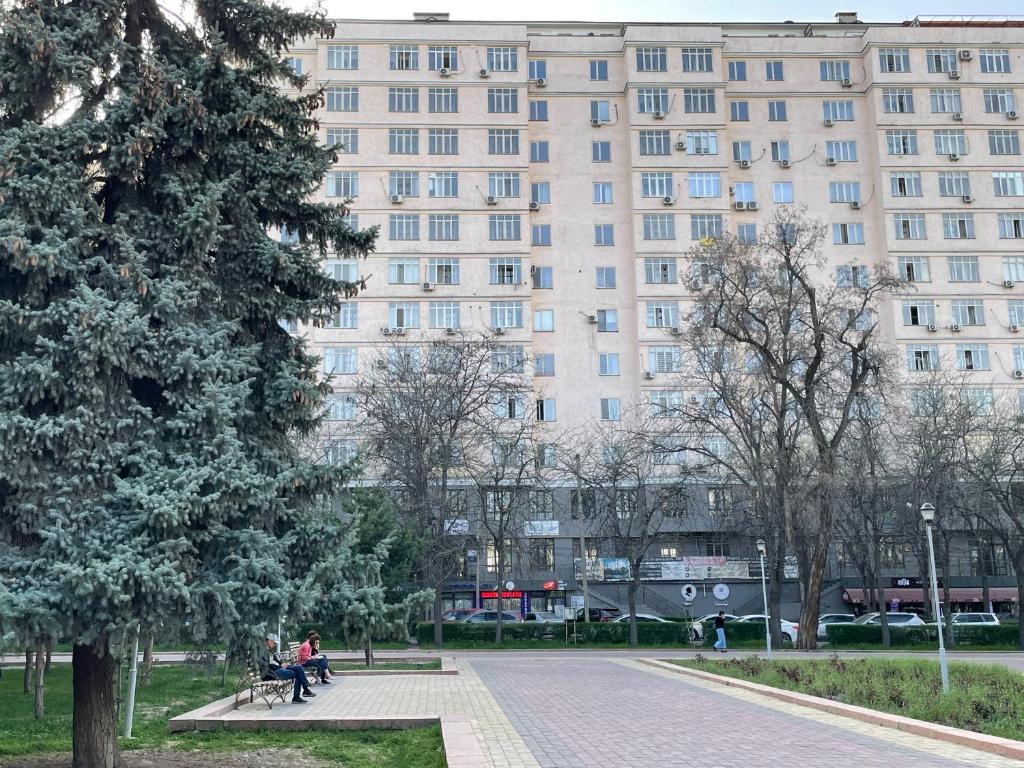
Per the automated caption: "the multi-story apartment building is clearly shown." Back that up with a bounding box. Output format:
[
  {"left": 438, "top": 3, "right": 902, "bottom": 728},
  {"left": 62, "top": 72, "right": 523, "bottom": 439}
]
[{"left": 282, "top": 12, "right": 1023, "bottom": 620}]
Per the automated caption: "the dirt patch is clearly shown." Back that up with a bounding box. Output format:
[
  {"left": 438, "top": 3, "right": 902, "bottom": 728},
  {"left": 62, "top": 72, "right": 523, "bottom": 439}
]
[{"left": 0, "top": 749, "right": 327, "bottom": 768}]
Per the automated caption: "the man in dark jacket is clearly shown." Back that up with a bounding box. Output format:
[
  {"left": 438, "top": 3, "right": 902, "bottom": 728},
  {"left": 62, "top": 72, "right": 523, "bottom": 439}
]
[{"left": 261, "top": 633, "right": 316, "bottom": 703}]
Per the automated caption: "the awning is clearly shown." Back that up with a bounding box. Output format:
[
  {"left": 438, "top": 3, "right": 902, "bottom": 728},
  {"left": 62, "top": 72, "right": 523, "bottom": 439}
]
[{"left": 843, "top": 587, "right": 1018, "bottom": 604}]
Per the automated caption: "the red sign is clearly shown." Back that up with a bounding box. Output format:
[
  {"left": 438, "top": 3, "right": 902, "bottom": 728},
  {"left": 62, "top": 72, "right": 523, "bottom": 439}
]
[
  {"left": 479, "top": 590, "right": 523, "bottom": 599},
  {"left": 542, "top": 580, "right": 557, "bottom": 590}
]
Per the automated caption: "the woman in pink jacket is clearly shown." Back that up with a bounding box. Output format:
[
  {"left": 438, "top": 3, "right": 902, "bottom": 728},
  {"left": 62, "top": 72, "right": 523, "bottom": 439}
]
[{"left": 297, "top": 631, "right": 331, "bottom": 684}]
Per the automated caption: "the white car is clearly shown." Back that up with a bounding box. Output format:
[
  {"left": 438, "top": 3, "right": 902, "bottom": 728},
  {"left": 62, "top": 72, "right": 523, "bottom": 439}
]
[
  {"left": 735, "top": 614, "right": 800, "bottom": 645},
  {"left": 817, "top": 613, "right": 856, "bottom": 640},
  {"left": 951, "top": 612, "right": 1000, "bottom": 626},
  {"left": 690, "top": 613, "right": 742, "bottom": 641},
  {"left": 523, "top": 611, "right": 563, "bottom": 624},
  {"left": 610, "top": 613, "right": 671, "bottom": 623},
  {"left": 852, "top": 612, "right": 925, "bottom": 626}
]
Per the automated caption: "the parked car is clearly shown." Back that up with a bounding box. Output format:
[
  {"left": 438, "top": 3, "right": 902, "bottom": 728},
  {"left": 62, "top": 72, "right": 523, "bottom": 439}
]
[
  {"left": 951, "top": 612, "right": 1000, "bottom": 626},
  {"left": 691, "top": 614, "right": 742, "bottom": 641},
  {"left": 523, "top": 611, "right": 563, "bottom": 623},
  {"left": 441, "top": 608, "right": 475, "bottom": 622},
  {"left": 610, "top": 613, "right": 671, "bottom": 623},
  {"left": 573, "top": 607, "right": 622, "bottom": 622},
  {"left": 852, "top": 612, "right": 925, "bottom": 626},
  {"left": 817, "top": 613, "right": 856, "bottom": 640},
  {"left": 462, "top": 610, "right": 522, "bottom": 623},
  {"left": 735, "top": 614, "right": 799, "bottom": 645}
]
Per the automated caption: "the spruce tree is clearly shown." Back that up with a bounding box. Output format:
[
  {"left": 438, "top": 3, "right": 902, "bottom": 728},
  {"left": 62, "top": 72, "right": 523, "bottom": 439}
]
[{"left": 0, "top": 2, "right": 374, "bottom": 766}]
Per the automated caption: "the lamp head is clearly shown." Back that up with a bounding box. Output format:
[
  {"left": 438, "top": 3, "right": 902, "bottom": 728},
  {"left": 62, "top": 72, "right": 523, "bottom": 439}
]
[
  {"left": 756, "top": 538, "right": 767, "bottom": 556},
  {"left": 920, "top": 503, "right": 936, "bottom": 524}
]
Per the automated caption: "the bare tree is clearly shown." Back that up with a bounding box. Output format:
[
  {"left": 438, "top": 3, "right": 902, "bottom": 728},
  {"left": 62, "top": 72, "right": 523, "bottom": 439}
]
[
  {"left": 357, "top": 333, "right": 528, "bottom": 645},
  {"left": 690, "top": 206, "right": 902, "bottom": 648}
]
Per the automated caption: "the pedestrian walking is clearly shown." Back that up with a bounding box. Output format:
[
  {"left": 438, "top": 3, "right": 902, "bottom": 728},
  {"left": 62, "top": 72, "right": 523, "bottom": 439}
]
[{"left": 713, "top": 611, "right": 727, "bottom": 652}]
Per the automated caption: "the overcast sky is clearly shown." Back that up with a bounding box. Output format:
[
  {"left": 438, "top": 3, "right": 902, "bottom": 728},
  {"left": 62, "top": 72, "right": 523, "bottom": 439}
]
[{"left": 301, "top": 0, "right": 1023, "bottom": 23}]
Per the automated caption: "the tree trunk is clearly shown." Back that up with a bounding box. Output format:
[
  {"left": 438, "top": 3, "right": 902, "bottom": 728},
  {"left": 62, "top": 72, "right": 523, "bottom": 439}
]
[
  {"left": 981, "top": 570, "right": 991, "bottom": 614},
  {"left": 1016, "top": 567, "right": 1024, "bottom": 651},
  {"left": 796, "top": 501, "right": 832, "bottom": 650},
  {"left": 494, "top": 549, "right": 505, "bottom": 645},
  {"left": 940, "top": 536, "right": 955, "bottom": 648},
  {"left": 627, "top": 578, "right": 639, "bottom": 647},
  {"left": 23, "top": 647, "right": 34, "bottom": 693},
  {"left": 141, "top": 634, "right": 154, "bottom": 685},
  {"left": 364, "top": 634, "right": 374, "bottom": 668},
  {"left": 768, "top": 546, "right": 785, "bottom": 647},
  {"left": 432, "top": 590, "right": 444, "bottom": 647},
  {"left": 33, "top": 638, "right": 45, "bottom": 719},
  {"left": 45, "top": 636, "right": 54, "bottom": 674},
  {"left": 877, "top": 583, "right": 890, "bottom": 649},
  {"left": 72, "top": 641, "right": 118, "bottom": 768}
]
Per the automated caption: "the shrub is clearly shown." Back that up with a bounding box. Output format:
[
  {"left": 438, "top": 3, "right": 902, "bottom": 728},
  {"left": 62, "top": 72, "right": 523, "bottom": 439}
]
[
  {"left": 826, "top": 622, "right": 1021, "bottom": 647},
  {"left": 415, "top": 620, "right": 692, "bottom": 646},
  {"left": 702, "top": 621, "right": 773, "bottom": 647}
]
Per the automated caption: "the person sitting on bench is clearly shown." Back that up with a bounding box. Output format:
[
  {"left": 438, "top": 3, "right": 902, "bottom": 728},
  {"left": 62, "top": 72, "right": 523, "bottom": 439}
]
[
  {"left": 297, "top": 631, "right": 332, "bottom": 684},
  {"left": 261, "top": 633, "right": 316, "bottom": 703}
]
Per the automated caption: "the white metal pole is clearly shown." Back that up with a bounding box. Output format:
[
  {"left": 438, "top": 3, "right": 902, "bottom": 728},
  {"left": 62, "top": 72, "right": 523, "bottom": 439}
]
[
  {"left": 123, "top": 626, "right": 141, "bottom": 739},
  {"left": 759, "top": 553, "right": 772, "bottom": 660},
  {"left": 925, "top": 522, "right": 950, "bottom": 694}
]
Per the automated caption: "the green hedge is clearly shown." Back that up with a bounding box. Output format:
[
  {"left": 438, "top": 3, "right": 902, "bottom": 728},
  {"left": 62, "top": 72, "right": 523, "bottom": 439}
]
[
  {"left": 826, "top": 623, "right": 1021, "bottom": 647},
  {"left": 702, "top": 621, "right": 774, "bottom": 647},
  {"left": 416, "top": 620, "right": 693, "bottom": 646}
]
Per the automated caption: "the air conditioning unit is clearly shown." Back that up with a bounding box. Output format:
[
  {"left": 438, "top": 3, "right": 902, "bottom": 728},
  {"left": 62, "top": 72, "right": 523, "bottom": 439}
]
[
  {"left": 952, "top": 112, "right": 963, "bottom": 121},
  {"left": 1009, "top": 111, "right": 1019, "bottom": 120},
  {"left": 662, "top": 196, "right": 674, "bottom": 206},
  {"left": 587, "top": 314, "right": 598, "bottom": 324},
  {"left": 850, "top": 200, "right": 861, "bottom": 210},
  {"left": 747, "top": 201, "right": 759, "bottom": 210},
  {"left": 841, "top": 78, "right": 853, "bottom": 88},
  {"left": 951, "top": 323, "right": 962, "bottom": 333},
  {"left": 394, "top": 327, "right": 406, "bottom": 336},
  {"left": 734, "top": 201, "right": 746, "bottom": 211},
  {"left": 493, "top": 326, "right": 506, "bottom": 335},
  {"left": 824, "top": 118, "right": 835, "bottom": 128},
  {"left": 591, "top": 118, "right": 603, "bottom": 127},
  {"left": 689, "top": 279, "right": 703, "bottom": 291},
  {"left": 738, "top": 159, "right": 751, "bottom": 169},
  {"left": 422, "top": 281, "right": 434, "bottom": 291},
  {"left": 529, "top": 201, "right": 540, "bottom": 211},
  {"left": 374, "top": 359, "right": 387, "bottom": 369},
  {"left": 779, "top": 159, "right": 791, "bottom": 168},
  {"left": 670, "top": 326, "right": 684, "bottom": 336},
  {"left": 1014, "top": 369, "right": 1024, "bottom": 379},
  {"left": 381, "top": 327, "right": 393, "bottom": 336},
  {"left": 963, "top": 194, "right": 975, "bottom": 204},
  {"left": 485, "top": 195, "right": 498, "bottom": 205},
  {"left": 926, "top": 323, "right": 938, "bottom": 333},
  {"left": 390, "top": 194, "right": 404, "bottom": 204},
  {"left": 445, "top": 327, "right": 456, "bottom": 335},
  {"left": 1004, "top": 279, "right": 1016, "bottom": 289},
  {"left": 948, "top": 70, "right": 961, "bottom": 80},
  {"left": 653, "top": 110, "right": 666, "bottom": 120},
  {"left": 439, "top": 67, "right": 451, "bottom": 77},
  {"left": 643, "top": 371, "right": 655, "bottom": 380},
  {"left": 534, "top": 77, "right": 547, "bottom": 88},
  {"left": 959, "top": 49, "right": 973, "bottom": 61},
  {"left": 1012, "top": 324, "right": 1021, "bottom": 333},
  {"left": 688, "top": 395, "right": 700, "bottom": 405},
  {"left": 826, "top": 157, "right": 837, "bottom": 166},
  {"left": 479, "top": 68, "right": 490, "bottom": 78},
  {"left": 949, "top": 153, "right": 961, "bottom": 161},
  {"left": 675, "top": 141, "right": 687, "bottom": 151}
]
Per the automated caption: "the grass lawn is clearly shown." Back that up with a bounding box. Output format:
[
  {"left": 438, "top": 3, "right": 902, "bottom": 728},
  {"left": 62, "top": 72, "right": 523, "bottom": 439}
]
[
  {"left": 332, "top": 660, "right": 441, "bottom": 671},
  {"left": 671, "top": 655, "right": 1024, "bottom": 741},
  {"left": 0, "top": 664, "right": 445, "bottom": 768}
]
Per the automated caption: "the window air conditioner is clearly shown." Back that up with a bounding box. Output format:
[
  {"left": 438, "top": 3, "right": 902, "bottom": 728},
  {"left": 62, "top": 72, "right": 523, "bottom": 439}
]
[
  {"left": 689, "top": 280, "right": 703, "bottom": 292},
  {"left": 394, "top": 327, "right": 406, "bottom": 336},
  {"left": 529, "top": 201, "right": 540, "bottom": 211},
  {"left": 479, "top": 68, "right": 490, "bottom": 78},
  {"left": 951, "top": 323, "right": 962, "bottom": 332},
  {"left": 662, "top": 196, "right": 674, "bottom": 206},
  {"left": 926, "top": 323, "right": 938, "bottom": 332},
  {"left": 826, "top": 157, "right": 837, "bottom": 166},
  {"left": 1014, "top": 369, "right": 1024, "bottom": 379},
  {"left": 653, "top": 110, "right": 666, "bottom": 120},
  {"left": 779, "top": 159, "right": 791, "bottom": 168},
  {"left": 948, "top": 70, "right": 961, "bottom": 80},
  {"left": 422, "top": 281, "right": 434, "bottom": 291},
  {"left": 1011, "top": 324, "right": 1021, "bottom": 334},
  {"left": 591, "top": 118, "right": 602, "bottom": 127},
  {"left": 747, "top": 201, "right": 759, "bottom": 210},
  {"left": 670, "top": 326, "right": 684, "bottom": 336},
  {"left": 445, "top": 327, "right": 457, "bottom": 335},
  {"left": 1009, "top": 111, "right": 1019, "bottom": 120},
  {"left": 381, "top": 327, "right": 393, "bottom": 336},
  {"left": 949, "top": 153, "right": 961, "bottom": 161},
  {"left": 675, "top": 141, "right": 687, "bottom": 151},
  {"left": 643, "top": 371, "right": 655, "bottom": 380},
  {"left": 953, "top": 112, "right": 963, "bottom": 121},
  {"left": 841, "top": 78, "right": 852, "bottom": 88},
  {"left": 959, "top": 50, "right": 973, "bottom": 61},
  {"left": 439, "top": 67, "right": 451, "bottom": 77},
  {"left": 850, "top": 201, "right": 861, "bottom": 210},
  {"left": 738, "top": 159, "right": 751, "bottom": 169},
  {"left": 390, "top": 194, "right": 404, "bottom": 204},
  {"left": 1004, "top": 279, "right": 1016, "bottom": 288},
  {"left": 962, "top": 194, "right": 974, "bottom": 204},
  {"left": 587, "top": 314, "right": 598, "bottom": 324},
  {"left": 494, "top": 327, "right": 506, "bottom": 335},
  {"left": 485, "top": 195, "right": 498, "bottom": 205},
  {"left": 535, "top": 77, "right": 547, "bottom": 88},
  {"left": 734, "top": 201, "right": 746, "bottom": 211},
  {"left": 824, "top": 118, "right": 835, "bottom": 128}
]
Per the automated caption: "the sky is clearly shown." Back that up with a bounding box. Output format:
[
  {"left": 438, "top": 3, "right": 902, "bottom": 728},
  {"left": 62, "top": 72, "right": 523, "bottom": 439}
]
[{"left": 299, "top": 0, "right": 1024, "bottom": 23}]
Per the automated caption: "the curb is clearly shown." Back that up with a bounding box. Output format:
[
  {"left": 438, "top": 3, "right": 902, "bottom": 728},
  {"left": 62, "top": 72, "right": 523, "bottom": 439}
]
[{"left": 639, "top": 659, "right": 1024, "bottom": 761}]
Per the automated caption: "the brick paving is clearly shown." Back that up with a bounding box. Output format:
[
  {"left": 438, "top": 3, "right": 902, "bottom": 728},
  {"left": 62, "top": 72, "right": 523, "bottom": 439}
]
[{"left": 469, "top": 657, "right": 1022, "bottom": 768}]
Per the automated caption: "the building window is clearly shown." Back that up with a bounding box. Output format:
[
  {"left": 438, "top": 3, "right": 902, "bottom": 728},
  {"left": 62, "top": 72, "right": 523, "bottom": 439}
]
[
  {"left": 727, "top": 61, "right": 746, "bottom": 81},
  {"left": 879, "top": 48, "right": 911, "bottom": 73},
  {"left": 325, "top": 394, "right": 357, "bottom": 421},
  {"left": 890, "top": 171, "right": 922, "bottom": 197},
  {"left": 820, "top": 60, "right": 851, "bottom": 81},
  {"left": 388, "top": 214, "right": 420, "bottom": 241},
  {"left": 590, "top": 60, "right": 609, "bottom": 80},
  {"left": 980, "top": 49, "right": 1011, "bottom": 74},
  {"left": 646, "top": 301, "right": 678, "bottom": 328},
  {"left": 323, "top": 440, "right": 357, "bottom": 466},
  {"left": 531, "top": 225, "right": 551, "bottom": 246},
  {"left": 690, "top": 214, "right": 722, "bottom": 240},
  {"left": 389, "top": 45, "right": 419, "bottom": 70},
  {"left": 882, "top": 88, "right": 914, "bottom": 113},
  {"left": 428, "top": 87, "right": 458, "bottom": 113},
  {"left": 592, "top": 141, "right": 611, "bottom": 162},
  {"left": 737, "top": 223, "right": 757, "bottom": 243},
  {"left": 993, "top": 171, "right": 1024, "bottom": 197},
  {"left": 906, "top": 345, "right": 939, "bottom": 372},
  {"left": 636, "top": 47, "right": 667, "bottom": 72},
  {"left": 832, "top": 223, "right": 864, "bottom": 245},
  {"left": 534, "top": 353, "right": 554, "bottom": 377},
  {"left": 886, "top": 129, "right": 918, "bottom": 155},
  {"left": 388, "top": 87, "right": 419, "bottom": 113},
  {"left": 593, "top": 182, "right": 613, "bottom": 204},
  {"left": 599, "top": 353, "right": 620, "bottom": 376},
  {"left": 771, "top": 140, "right": 791, "bottom": 163},
  {"left": 590, "top": 100, "right": 611, "bottom": 122},
  {"left": 901, "top": 300, "right": 934, "bottom": 327},
  {"left": 641, "top": 172, "right": 673, "bottom": 198},
  {"left": 536, "top": 398, "right": 556, "bottom": 422},
  {"left": 427, "top": 171, "right": 458, "bottom": 198},
  {"left": 488, "top": 129, "right": 519, "bottom": 155},
  {"left": 948, "top": 255, "right": 980, "bottom": 282},
  {"left": 490, "top": 301, "right": 523, "bottom": 329},
  {"left": 490, "top": 258, "right": 522, "bottom": 285},
  {"left": 428, "top": 128, "right": 459, "bottom": 155},
  {"left": 388, "top": 302, "right": 420, "bottom": 329},
  {"left": 325, "top": 86, "right": 358, "bottom": 112},
  {"left": 829, "top": 182, "right": 861, "bottom": 204},
  {"left": 428, "top": 301, "right": 461, "bottom": 330},
  {"left": 643, "top": 214, "right": 675, "bottom": 241},
  {"left": 529, "top": 539, "right": 555, "bottom": 570},
  {"left": 326, "top": 128, "right": 357, "bottom": 153},
  {"left": 639, "top": 129, "right": 671, "bottom": 156},
  {"left": 687, "top": 130, "right": 718, "bottom": 154},
  {"left": 326, "top": 171, "right": 358, "bottom": 198},
  {"left": 682, "top": 47, "right": 713, "bottom": 72},
  {"left": 989, "top": 130, "right": 1021, "bottom": 156},
  {"left": 529, "top": 100, "right": 548, "bottom": 121},
  {"left": 388, "top": 170, "right": 419, "bottom": 197},
  {"left": 707, "top": 487, "right": 734, "bottom": 517},
  {"left": 729, "top": 101, "right": 749, "bottom": 121},
  {"left": 648, "top": 346, "right": 682, "bottom": 373},
  {"left": 688, "top": 172, "right": 720, "bottom": 198},
  {"left": 767, "top": 100, "right": 787, "bottom": 121},
  {"left": 638, "top": 88, "right": 669, "bottom": 115},
  {"left": 822, "top": 100, "right": 854, "bottom": 121},
  {"left": 826, "top": 141, "right": 857, "bottom": 162},
  {"left": 488, "top": 171, "right": 520, "bottom": 198},
  {"left": 326, "top": 45, "right": 358, "bottom": 70},
  {"left": 930, "top": 88, "right": 962, "bottom": 114},
  {"left": 983, "top": 88, "right": 1016, "bottom": 114},
  {"left": 999, "top": 213, "right": 1024, "bottom": 239},
  {"left": 323, "top": 347, "right": 357, "bottom": 375},
  {"left": 489, "top": 215, "right": 521, "bottom": 241},
  {"left": 594, "top": 224, "right": 614, "bottom": 246},
  {"left": 942, "top": 212, "right": 975, "bottom": 239},
  {"left": 835, "top": 264, "right": 869, "bottom": 289},
  {"left": 951, "top": 299, "right": 985, "bottom": 326},
  {"left": 732, "top": 142, "right": 752, "bottom": 162},
  {"left": 533, "top": 310, "right": 554, "bottom": 332},
  {"left": 487, "top": 47, "right": 518, "bottom": 71},
  {"left": 427, "top": 45, "right": 457, "bottom": 71},
  {"left": 683, "top": 88, "right": 716, "bottom": 114},
  {"left": 935, "top": 129, "right": 968, "bottom": 156},
  {"left": 428, "top": 215, "right": 460, "bottom": 242},
  {"left": 487, "top": 88, "right": 518, "bottom": 113},
  {"left": 387, "top": 258, "right": 419, "bottom": 285},
  {"left": 1004, "top": 257, "right": 1024, "bottom": 282},
  {"left": 600, "top": 398, "right": 621, "bottom": 421},
  {"left": 491, "top": 346, "right": 525, "bottom": 374},
  {"left": 597, "top": 309, "right": 618, "bottom": 332},
  {"left": 388, "top": 128, "right": 419, "bottom": 155},
  {"left": 528, "top": 60, "right": 547, "bottom": 80},
  {"left": 772, "top": 182, "right": 793, "bottom": 203},
  {"left": 595, "top": 267, "right": 616, "bottom": 289},
  {"left": 956, "top": 344, "right": 990, "bottom": 371},
  {"left": 898, "top": 256, "right": 930, "bottom": 282},
  {"left": 327, "top": 302, "right": 358, "bottom": 329},
  {"left": 530, "top": 141, "right": 549, "bottom": 162},
  {"left": 894, "top": 213, "right": 926, "bottom": 240},
  {"left": 926, "top": 49, "right": 957, "bottom": 73},
  {"left": 531, "top": 266, "right": 553, "bottom": 289}
]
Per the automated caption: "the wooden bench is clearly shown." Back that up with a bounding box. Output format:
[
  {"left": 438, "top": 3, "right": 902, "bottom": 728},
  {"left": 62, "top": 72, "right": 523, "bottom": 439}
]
[{"left": 233, "top": 666, "right": 292, "bottom": 710}]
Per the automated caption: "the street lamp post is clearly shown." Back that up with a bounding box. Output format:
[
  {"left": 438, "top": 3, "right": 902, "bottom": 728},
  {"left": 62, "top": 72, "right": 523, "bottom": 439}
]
[
  {"left": 574, "top": 453, "right": 590, "bottom": 623},
  {"left": 756, "top": 538, "right": 772, "bottom": 660},
  {"left": 920, "top": 503, "right": 950, "bottom": 694}
]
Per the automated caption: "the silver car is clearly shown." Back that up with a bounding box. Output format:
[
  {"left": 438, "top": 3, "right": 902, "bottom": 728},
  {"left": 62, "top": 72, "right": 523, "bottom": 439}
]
[
  {"left": 951, "top": 612, "right": 1000, "bottom": 626},
  {"left": 852, "top": 612, "right": 925, "bottom": 626}
]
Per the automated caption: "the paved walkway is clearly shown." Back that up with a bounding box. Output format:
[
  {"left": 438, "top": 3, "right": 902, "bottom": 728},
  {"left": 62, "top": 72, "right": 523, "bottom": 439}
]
[{"left": 180, "top": 652, "right": 1024, "bottom": 767}]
